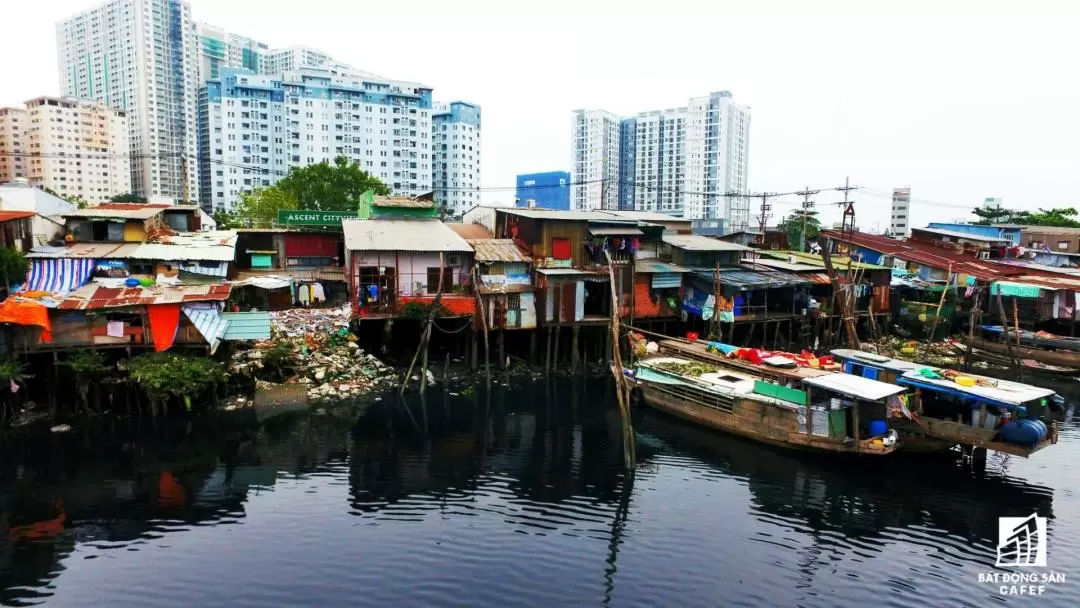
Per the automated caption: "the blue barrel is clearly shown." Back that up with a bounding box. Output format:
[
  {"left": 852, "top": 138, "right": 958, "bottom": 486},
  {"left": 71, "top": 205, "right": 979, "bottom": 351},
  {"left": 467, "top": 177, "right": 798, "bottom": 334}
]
[
  {"left": 868, "top": 419, "right": 888, "bottom": 437},
  {"left": 999, "top": 420, "right": 1043, "bottom": 447}
]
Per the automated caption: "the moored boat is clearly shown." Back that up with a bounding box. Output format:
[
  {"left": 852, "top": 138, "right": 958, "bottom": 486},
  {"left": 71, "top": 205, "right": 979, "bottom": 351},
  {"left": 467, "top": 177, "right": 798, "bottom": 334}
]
[
  {"left": 831, "top": 349, "right": 1062, "bottom": 458},
  {"left": 630, "top": 355, "right": 905, "bottom": 456}
]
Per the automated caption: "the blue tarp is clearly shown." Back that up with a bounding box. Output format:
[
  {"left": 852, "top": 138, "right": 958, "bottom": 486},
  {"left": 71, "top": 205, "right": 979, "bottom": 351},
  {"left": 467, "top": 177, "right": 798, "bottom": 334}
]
[{"left": 25, "top": 258, "right": 96, "bottom": 293}]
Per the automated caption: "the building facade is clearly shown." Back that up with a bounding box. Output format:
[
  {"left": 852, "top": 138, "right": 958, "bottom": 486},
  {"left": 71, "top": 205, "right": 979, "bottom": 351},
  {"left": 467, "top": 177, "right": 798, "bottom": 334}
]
[
  {"left": 0, "top": 97, "right": 131, "bottom": 203},
  {"left": 199, "top": 67, "right": 433, "bottom": 213},
  {"left": 56, "top": 0, "right": 201, "bottom": 203},
  {"left": 432, "top": 102, "right": 481, "bottom": 217},
  {"left": 571, "top": 91, "right": 751, "bottom": 227},
  {"left": 515, "top": 171, "right": 570, "bottom": 210},
  {"left": 889, "top": 187, "right": 910, "bottom": 236},
  {"left": 195, "top": 22, "right": 354, "bottom": 84},
  {"left": 571, "top": 109, "right": 622, "bottom": 211},
  {"left": 0, "top": 108, "right": 28, "bottom": 182}
]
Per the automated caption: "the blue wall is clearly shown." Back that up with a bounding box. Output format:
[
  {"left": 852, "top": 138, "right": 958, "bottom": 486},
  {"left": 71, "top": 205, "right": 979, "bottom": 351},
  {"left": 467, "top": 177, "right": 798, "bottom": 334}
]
[
  {"left": 433, "top": 101, "right": 481, "bottom": 127},
  {"left": 515, "top": 171, "right": 571, "bottom": 210},
  {"left": 926, "top": 223, "right": 1021, "bottom": 246}
]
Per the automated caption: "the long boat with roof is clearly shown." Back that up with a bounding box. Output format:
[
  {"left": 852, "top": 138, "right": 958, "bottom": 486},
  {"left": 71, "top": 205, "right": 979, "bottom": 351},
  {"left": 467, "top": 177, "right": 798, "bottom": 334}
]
[
  {"left": 628, "top": 354, "right": 906, "bottom": 456},
  {"left": 831, "top": 349, "right": 1062, "bottom": 458}
]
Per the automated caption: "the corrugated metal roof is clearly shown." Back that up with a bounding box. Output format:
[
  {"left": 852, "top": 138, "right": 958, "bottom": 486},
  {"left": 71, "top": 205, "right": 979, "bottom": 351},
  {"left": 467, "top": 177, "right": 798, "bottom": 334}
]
[
  {"left": 96, "top": 203, "right": 173, "bottom": 210},
  {"left": 912, "top": 227, "right": 1011, "bottom": 243},
  {"left": 662, "top": 234, "right": 753, "bottom": 252},
  {"left": 749, "top": 257, "right": 825, "bottom": 272},
  {"left": 803, "top": 373, "right": 905, "bottom": 401},
  {"left": 446, "top": 223, "right": 494, "bottom": 239},
  {"left": 762, "top": 250, "right": 889, "bottom": 271},
  {"left": 62, "top": 206, "right": 165, "bottom": 220},
  {"left": 635, "top": 261, "right": 690, "bottom": 274},
  {"left": 0, "top": 211, "right": 35, "bottom": 222},
  {"left": 129, "top": 230, "right": 238, "bottom": 261},
  {"left": 690, "top": 267, "right": 812, "bottom": 290},
  {"left": 55, "top": 283, "right": 232, "bottom": 310},
  {"left": 596, "top": 210, "right": 690, "bottom": 223},
  {"left": 997, "top": 274, "right": 1080, "bottom": 290},
  {"left": 477, "top": 283, "right": 534, "bottom": 295},
  {"left": 589, "top": 226, "right": 644, "bottom": 236},
  {"left": 821, "top": 230, "right": 1027, "bottom": 282},
  {"left": 341, "top": 219, "right": 473, "bottom": 252},
  {"left": 537, "top": 268, "right": 605, "bottom": 276},
  {"left": 500, "top": 208, "right": 637, "bottom": 223},
  {"left": 373, "top": 196, "right": 434, "bottom": 208},
  {"left": 220, "top": 311, "right": 272, "bottom": 340},
  {"left": 468, "top": 239, "right": 529, "bottom": 263}
]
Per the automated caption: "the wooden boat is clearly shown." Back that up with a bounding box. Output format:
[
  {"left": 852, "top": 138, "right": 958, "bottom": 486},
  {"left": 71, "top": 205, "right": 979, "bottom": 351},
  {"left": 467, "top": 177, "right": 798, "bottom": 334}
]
[
  {"left": 630, "top": 355, "right": 904, "bottom": 456},
  {"left": 980, "top": 325, "right": 1080, "bottom": 352},
  {"left": 969, "top": 335, "right": 1080, "bottom": 369},
  {"left": 831, "top": 349, "right": 1061, "bottom": 458},
  {"left": 1021, "top": 359, "right": 1078, "bottom": 375}
]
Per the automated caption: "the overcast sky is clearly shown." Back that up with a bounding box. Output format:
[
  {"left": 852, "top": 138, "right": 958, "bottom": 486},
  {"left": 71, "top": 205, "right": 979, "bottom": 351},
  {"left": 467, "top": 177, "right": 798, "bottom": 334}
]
[{"left": 3, "top": 0, "right": 1077, "bottom": 231}]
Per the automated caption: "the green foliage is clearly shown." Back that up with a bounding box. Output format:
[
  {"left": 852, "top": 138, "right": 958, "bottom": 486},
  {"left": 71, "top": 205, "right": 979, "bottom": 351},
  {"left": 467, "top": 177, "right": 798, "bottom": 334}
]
[
  {"left": 400, "top": 302, "right": 450, "bottom": 320},
  {"left": 234, "top": 186, "right": 298, "bottom": 228},
  {"left": 110, "top": 193, "right": 148, "bottom": 203},
  {"left": 275, "top": 156, "right": 391, "bottom": 212},
  {"left": 776, "top": 210, "right": 822, "bottom": 252},
  {"left": 61, "top": 350, "right": 109, "bottom": 376},
  {"left": 972, "top": 206, "right": 1080, "bottom": 228},
  {"left": 0, "top": 248, "right": 29, "bottom": 286},
  {"left": 212, "top": 209, "right": 244, "bottom": 229},
  {"left": 41, "top": 187, "right": 88, "bottom": 208},
  {"left": 127, "top": 353, "right": 227, "bottom": 410},
  {"left": 0, "top": 357, "right": 29, "bottom": 383}
]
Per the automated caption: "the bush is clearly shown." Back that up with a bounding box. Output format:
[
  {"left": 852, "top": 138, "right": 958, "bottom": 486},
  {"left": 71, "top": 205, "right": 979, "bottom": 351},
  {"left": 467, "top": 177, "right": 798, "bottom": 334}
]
[{"left": 127, "top": 353, "right": 227, "bottom": 412}]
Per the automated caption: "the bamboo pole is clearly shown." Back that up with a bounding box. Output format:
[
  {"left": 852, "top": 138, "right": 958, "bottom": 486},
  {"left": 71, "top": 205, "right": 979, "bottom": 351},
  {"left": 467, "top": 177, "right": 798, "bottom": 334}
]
[
  {"left": 819, "top": 240, "right": 860, "bottom": 350},
  {"left": 472, "top": 268, "right": 491, "bottom": 385},
  {"left": 402, "top": 253, "right": 445, "bottom": 395},
  {"left": 605, "top": 250, "right": 635, "bottom": 469},
  {"left": 995, "top": 284, "right": 1020, "bottom": 374},
  {"left": 922, "top": 266, "right": 953, "bottom": 359},
  {"left": 965, "top": 288, "right": 981, "bottom": 372},
  {"left": 1012, "top": 298, "right": 1022, "bottom": 349}
]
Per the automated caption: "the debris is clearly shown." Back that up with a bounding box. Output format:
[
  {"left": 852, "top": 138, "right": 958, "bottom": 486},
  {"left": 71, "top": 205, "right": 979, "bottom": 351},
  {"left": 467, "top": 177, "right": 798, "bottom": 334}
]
[{"left": 50, "top": 424, "right": 71, "bottom": 433}]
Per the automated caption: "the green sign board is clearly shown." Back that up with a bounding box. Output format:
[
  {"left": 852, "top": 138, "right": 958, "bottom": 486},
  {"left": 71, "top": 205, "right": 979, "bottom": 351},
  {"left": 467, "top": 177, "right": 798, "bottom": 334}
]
[{"left": 277, "top": 210, "right": 359, "bottom": 226}]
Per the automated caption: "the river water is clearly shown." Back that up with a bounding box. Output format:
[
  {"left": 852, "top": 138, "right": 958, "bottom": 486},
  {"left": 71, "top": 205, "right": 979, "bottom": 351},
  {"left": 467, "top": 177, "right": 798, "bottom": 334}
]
[{"left": 0, "top": 377, "right": 1077, "bottom": 607}]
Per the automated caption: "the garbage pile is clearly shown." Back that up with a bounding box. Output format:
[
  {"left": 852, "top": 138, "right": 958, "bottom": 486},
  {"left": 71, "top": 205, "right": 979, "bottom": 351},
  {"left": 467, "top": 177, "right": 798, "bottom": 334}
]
[{"left": 229, "top": 307, "right": 397, "bottom": 403}]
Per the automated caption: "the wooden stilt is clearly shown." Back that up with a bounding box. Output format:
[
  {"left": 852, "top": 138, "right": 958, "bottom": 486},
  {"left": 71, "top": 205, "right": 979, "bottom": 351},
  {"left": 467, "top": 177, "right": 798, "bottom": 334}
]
[
  {"left": 553, "top": 325, "right": 561, "bottom": 370},
  {"left": 530, "top": 331, "right": 538, "bottom": 363},
  {"left": 470, "top": 327, "right": 478, "bottom": 370},
  {"left": 571, "top": 326, "right": 580, "bottom": 373},
  {"left": 499, "top": 329, "right": 506, "bottom": 370},
  {"left": 545, "top": 325, "right": 553, "bottom": 374}
]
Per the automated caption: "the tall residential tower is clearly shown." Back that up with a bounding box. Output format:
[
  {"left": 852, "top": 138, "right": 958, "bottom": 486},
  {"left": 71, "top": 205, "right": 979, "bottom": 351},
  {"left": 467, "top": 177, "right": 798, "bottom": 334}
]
[
  {"left": 570, "top": 91, "right": 751, "bottom": 229},
  {"left": 56, "top": 0, "right": 200, "bottom": 203},
  {"left": 432, "top": 102, "right": 481, "bottom": 217}
]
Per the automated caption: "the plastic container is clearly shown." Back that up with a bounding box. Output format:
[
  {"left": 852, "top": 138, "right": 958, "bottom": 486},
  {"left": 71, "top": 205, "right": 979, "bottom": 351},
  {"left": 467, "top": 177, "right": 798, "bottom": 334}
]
[
  {"left": 124, "top": 277, "right": 140, "bottom": 288},
  {"left": 686, "top": 331, "right": 699, "bottom": 342},
  {"left": 999, "top": 419, "right": 1047, "bottom": 447},
  {"left": 955, "top": 376, "right": 976, "bottom": 387},
  {"left": 868, "top": 419, "right": 888, "bottom": 437}
]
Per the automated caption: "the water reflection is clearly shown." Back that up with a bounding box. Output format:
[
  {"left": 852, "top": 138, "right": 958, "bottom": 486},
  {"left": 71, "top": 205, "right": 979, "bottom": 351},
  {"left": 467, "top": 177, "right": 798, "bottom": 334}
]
[{"left": 0, "top": 378, "right": 1071, "bottom": 607}]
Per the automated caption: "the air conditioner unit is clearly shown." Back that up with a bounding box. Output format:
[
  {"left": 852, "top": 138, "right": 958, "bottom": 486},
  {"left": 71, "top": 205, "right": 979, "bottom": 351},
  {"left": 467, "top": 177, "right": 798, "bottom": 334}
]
[{"left": 446, "top": 254, "right": 462, "bottom": 266}]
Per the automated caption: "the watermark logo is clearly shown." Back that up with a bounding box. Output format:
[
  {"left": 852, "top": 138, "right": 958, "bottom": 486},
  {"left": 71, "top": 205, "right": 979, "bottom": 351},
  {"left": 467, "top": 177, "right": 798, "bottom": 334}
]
[{"left": 996, "top": 513, "right": 1047, "bottom": 568}]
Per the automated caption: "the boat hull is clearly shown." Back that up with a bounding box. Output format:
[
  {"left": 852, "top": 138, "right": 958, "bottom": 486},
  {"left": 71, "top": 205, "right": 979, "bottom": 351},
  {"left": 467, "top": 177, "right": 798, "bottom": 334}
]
[
  {"left": 634, "top": 382, "right": 896, "bottom": 456},
  {"left": 970, "top": 336, "right": 1080, "bottom": 369}
]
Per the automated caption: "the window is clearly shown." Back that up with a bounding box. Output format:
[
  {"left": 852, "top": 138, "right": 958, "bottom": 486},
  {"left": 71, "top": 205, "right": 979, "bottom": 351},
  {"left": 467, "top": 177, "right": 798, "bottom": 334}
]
[
  {"left": 426, "top": 267, "right": 454, "bottom": 293},
  {"left": 1058, "top": 241, "right": 1070, "bottom": 250},
  {"left": 1030, "top": 241, "right": 1043, "bottom": 248},
  {"left": 551, "top": 237, "right": 572, "bottom": 260}
]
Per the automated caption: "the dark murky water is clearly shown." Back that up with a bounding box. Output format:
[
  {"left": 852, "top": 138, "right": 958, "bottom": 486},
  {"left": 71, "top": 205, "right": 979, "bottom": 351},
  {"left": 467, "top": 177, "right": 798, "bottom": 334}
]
[{"left": 0, "top": 378, "right": 1077, "bottom": 607}]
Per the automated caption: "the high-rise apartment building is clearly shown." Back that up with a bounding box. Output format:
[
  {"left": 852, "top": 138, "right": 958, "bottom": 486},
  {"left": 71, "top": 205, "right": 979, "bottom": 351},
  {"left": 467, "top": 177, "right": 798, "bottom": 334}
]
[
  {"left": 890, "top": 187, "right": 911, "bottom": 237},
  {"left": 56, "top": 0, "right": 200, "bottom": 203},
  {"left": 432, "top": 102, "right": 481, "bottom": 216},
  {"left": 516, "top": 171, "right": 570, "bottom": 210},
  {"left": 571, "top": 91, "right": 751, "bottom": 228},
  {"left": 195, "top": 23, "right": 353, "bottom": 83},
  {"left": 0, "top": 108, "right": 29, "bottom": 182},
  {"left": 0, "top": 97, "right": 131, "bottom": 203},
  {"left": 571, "top": 109, "right": 622, "bottom": 211},
  {"left": 199, "top": 67, "right": 434, "bottom": 212}
]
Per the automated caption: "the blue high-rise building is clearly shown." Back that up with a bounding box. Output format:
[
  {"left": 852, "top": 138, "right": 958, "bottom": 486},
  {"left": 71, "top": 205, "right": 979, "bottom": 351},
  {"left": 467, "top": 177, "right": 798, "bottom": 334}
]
[{"left": 515, "top": 171, "right": 571, "bottom": 210}]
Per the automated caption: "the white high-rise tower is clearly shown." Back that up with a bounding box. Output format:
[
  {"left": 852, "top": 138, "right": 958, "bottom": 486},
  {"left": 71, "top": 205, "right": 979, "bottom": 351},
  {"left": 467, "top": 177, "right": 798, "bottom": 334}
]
[{"left": 57, "top": 0, "right": 201, "bottom": 203}]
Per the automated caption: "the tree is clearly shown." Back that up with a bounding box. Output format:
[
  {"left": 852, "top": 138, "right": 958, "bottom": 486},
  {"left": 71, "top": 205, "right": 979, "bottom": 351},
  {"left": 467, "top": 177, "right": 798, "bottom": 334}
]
[
  {"left": 777, "top": 210, "right": 822, "bottom": 252},
  {"left": 971, "top": 206, "right": 1080, "bottom": 228},
  {"left": 110, "top": 193, "right": 148, "bottom": 203},
  {"left": 40, "top": 187, "right": 88, "bottom": 208},
  {"left": 275, "top": 155, "right": 391, "bottom": 211},
  {"left": 0, "top": 248, "right": 28, "bottom": 287},
  {"left": 234, "top": 186, "right": 298, "bottom": 227},
  {"left": 212, "top": 209, "right": 244, "bottom": 229}
]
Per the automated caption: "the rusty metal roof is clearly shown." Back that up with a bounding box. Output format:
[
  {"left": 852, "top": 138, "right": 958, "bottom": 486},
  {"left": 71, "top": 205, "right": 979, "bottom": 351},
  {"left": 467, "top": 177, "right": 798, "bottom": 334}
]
[
  {"left": 56, "top": 282, "right": 232, "bottom": 310},
  {"left": 468, "top": 239, "right": 529, "bottom": 263},
  {"left": 477, "top": 283, "right": 534, "bottom": 295},
  {"left": 663, "top": 234, "right": 753, "bottom": 252},
  {"left": 373, "top": 196, "right": 434, "bottom": 208},
  {"left": 0, "top": 211, "right": 35, "bottom": 222},
  {"left": 26, "top": 230, "right": 238, "bottom": 262},
  {"left": 62, "top": 206, "right": 165, "bottom": 220}
]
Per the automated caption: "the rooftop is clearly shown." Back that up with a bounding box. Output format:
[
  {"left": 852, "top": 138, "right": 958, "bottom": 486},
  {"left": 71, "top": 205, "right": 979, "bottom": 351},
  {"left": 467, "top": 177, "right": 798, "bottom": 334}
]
[
  {"left": 662, "top": 234, "right": 753, "bottom": 252},
  {"left": 468, "top": 239, "right": 529, "bottom": 263},
  {"left": 689, "top": 267, "right": 812, "bottom": 290},
  {"left": 52, "top": 282, "right": 233, "bottom": 311},
  {"left": 0, "top": 211, "right": 36, "bottom": 222},
  {"left": 341, "top": 219, "right": 472, "bottom": 252},
  {"left": 446, "top": 223, "right": 494, "bottom": 240},
  {"left": 373, "top": 196, "right": 434, "bottom": 209},
  {"left": 26, "top": 230, "right": 239, "bottom": 262},
  {"left": 597, "top": 210, "right": 690, "bottom": 223},
  {"left": 821, "top": 230, "right": 1027, "bottom": 282},
  {"left": 759, "top": 250, "right": 889, "bottom": 271},
  {"left": 911, "top": 226, "right": 1012, "bottom": 243},
  {"left": 62, "top": 206, "right": 166, "bottom": 220},
  {"left": 499, "top": 208, "right": 637, "bottom": 223}
]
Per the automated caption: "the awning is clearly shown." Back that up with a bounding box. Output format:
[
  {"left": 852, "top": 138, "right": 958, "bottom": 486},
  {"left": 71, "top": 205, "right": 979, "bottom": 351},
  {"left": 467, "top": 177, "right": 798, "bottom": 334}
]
[
  {"left": 991, "top": 281, "right": 1043, "bottom": 298},
  {"left": 806, "top": 273, "right": 832, "bottom": 285},
  {"left": 635, "top": 261, "right": 689, "bottom": 274},
  {"left": 588, "top": 226, "right": 644, "bottom": 237}
]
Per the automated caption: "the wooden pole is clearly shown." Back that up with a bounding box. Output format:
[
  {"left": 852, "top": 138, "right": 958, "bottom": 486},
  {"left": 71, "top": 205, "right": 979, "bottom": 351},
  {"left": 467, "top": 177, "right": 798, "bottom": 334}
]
[
  {"left": 403, "top": 253, "right": 445, "bottom": 395},
  {"left": 921, "top": 267, "right": 953, "bottom": 360},
  {"left": 965, "top": 288, "right": 981, "bottom": 372},
  {"left": 1012, "top": 298, "right": 1022, "bottom": 349},
  {"left": 553, "top": 324, "right": 561, "bottom": 370},
  {"left": 499, "top": 328, "right": 506, "bottom": 370},
  {"left": 545, "top": 325, "right": 553, "bottom": 374},
  {"left": 604, "top": 250, "right": 635, "bottom": 469},
  {"left": 995, "top": 284, "right": 1020, "bottom": 374},
  {"left": 820, "top": 240, "right": 860, "bottom": 350},
  {"left": 571, "top": 325, "right": 580, "bottom": 373},
  {"left": 471, "top": 268, "right": 492, "bottom": 384}
]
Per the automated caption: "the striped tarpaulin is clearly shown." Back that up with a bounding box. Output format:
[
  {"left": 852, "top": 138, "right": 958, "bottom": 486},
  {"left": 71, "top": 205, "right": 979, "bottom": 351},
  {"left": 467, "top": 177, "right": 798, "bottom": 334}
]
[
  {"left": 182, "top": 303, "right": 230, "bottom": 355},
  {"left": 179, "top": 261, "right": 228, "bottom": 278},
  {"left": 24, "top": 259, "right": 97, "bottom": 293}
]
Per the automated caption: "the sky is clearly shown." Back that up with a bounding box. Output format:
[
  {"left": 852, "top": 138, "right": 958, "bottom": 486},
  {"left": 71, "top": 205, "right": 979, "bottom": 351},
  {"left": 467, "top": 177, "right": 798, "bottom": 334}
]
[{"left": 3, "top": 0, "right": 1078, "bottom": 232}]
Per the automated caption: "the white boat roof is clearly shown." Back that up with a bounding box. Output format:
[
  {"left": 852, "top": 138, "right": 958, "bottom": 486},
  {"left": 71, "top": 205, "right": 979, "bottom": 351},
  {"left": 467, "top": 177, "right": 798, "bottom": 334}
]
[
  {"left": 831, "top": 349, "right": 923, "bottom": 372},
  {"left": 803, "top": 373, "right": 905, "bottom": 401},
  {"left": 898, "top": 371, "right": 1056, "bottom": 406}
]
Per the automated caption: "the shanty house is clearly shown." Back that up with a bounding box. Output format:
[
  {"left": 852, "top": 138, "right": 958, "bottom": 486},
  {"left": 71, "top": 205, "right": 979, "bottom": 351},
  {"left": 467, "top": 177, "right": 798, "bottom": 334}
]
[
  {"left": 469, "top": 238, "right": 536, "bottom": 330},
  {"left": 0, "top": 211, "right": 35, "bottom": 253},
  {"left": 61, "top": 203, "right": 204, "bottom": 243},
  {"left": 343, "top": 219, "right": 475, "bottom": 317}
]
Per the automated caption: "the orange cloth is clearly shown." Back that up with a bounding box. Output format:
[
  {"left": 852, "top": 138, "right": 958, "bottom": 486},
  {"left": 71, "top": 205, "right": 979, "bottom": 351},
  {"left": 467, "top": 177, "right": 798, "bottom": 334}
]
[
  {"left": 0, "top": 298, "right": 52, "bottom": 343},
  {"left": 147, "top": 303, "right": 181, "bottom": 351}
]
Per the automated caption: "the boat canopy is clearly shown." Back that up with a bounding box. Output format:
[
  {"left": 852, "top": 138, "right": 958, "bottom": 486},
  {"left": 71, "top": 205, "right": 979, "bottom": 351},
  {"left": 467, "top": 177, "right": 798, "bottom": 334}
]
[
  {"left": 803, "top": 373, "right": 905, "bottom": 401},
  {"left": 897, "top": 371, "right": 1055, "bottom": 408}
]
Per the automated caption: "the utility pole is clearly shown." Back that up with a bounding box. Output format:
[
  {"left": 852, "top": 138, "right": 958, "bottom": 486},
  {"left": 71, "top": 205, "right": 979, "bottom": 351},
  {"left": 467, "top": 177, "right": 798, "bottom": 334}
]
[
  {"left": 794, "top": 187, "right": 819, "bottom": 253},
  {"left": 755, "top": 193, "right": 772, "bottom": 246},
  {"left": 834, "top": 177, "right": 859, "bottom": 255}
]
